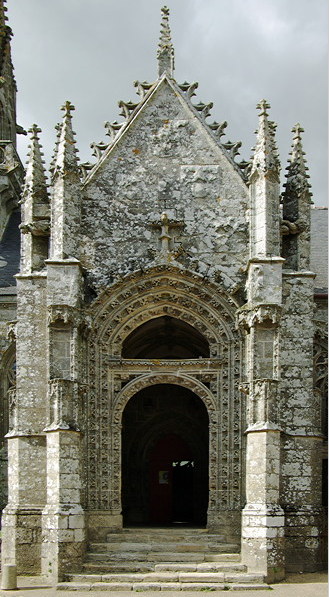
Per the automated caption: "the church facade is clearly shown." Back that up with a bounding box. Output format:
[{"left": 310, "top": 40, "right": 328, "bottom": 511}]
[{"left": 0, "top": 3, "right": 327, "bottom": 585}]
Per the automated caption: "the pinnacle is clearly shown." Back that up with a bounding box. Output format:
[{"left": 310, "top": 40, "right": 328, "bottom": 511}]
[
  {"left": 157, "top": 6, "right": 175, "bottom": 78},
  {"left": 158, "top": 6, "right": 172, "bottom": 49},
  {"left": 283, "top": 122, "right": 312, "bottom": 198},
  {"left": 22, "top": 124, "right": 48, "bottom": 203},
  {"left": 52, "top": 100, "right": 79, "bottom": 177},
  {"left": 289, "top": 123, "right": 308, "bottom": 167},
  {"left": 249, "top": 99, "right": 280, "bottom": 179}
]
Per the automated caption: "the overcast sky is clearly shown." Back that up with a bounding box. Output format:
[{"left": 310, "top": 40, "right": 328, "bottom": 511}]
[{"left": 8, "top": 0, "right": 328, "bottom": 206}]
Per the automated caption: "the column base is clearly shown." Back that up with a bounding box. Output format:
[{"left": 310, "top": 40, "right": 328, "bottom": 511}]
[
  {"left": 241, "top": 503, "right": 285, "bottom": 583},
  {"left": 1, "top": 506, "right": 43, "bottom": 575},
  {"left": 41, "top": 504, "right": 86, "bottom": 582}
]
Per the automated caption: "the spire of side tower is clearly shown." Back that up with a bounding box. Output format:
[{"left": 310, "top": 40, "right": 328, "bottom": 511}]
[
  {"left": 250, "top": 99, "right": 280, "bottom": 179},
  {"left": 283, "top": 123, "right": 312, "bottom": 199},
  {"left": 22, "top": 124, "right": 49, "bottom": 204},
  {"left": 281, "top": 123, "right": 312, "bottom": 270},
  {"left": 20, "top": 125, "right": 50, "bottom": 272},
  {"left": 49, "top": 101, "right": 81, "bottom": 260},
  {"left": 248, "top": 100, "right": 281, "bottom": 258},
  {"left": 0, "top": 0, "right": 18, "bottom": 146},
  {"left": 157, "top": 6, "right": 175, "bottom": 78},
  {"left": 52, "top": 101, "right": 80, "bottom": 176},
  {"left": 0, "top": 0, "right": 15, "bottom": 90}
]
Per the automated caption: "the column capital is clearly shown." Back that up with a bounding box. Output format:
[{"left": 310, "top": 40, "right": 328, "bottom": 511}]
[{"left": 236, "top": 304, "right": 282, "bottom": 330}]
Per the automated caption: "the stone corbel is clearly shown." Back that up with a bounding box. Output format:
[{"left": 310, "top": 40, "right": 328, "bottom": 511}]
[
  {"left": 246, "top": 379, "right": 281, "bottom": 429},
  {"left": 280, "top": 218, "right": 305, "bottom": 236},
  {"left": 19, "top": 219, "right": 50, "bottom": 237},
  {"left": 48, "top": 305, "right": 93, "bottom": 336},
  {"left": 78, "top": 312, "right": 92, "bottom": 338},
  {"left": 45, "top": 378, "right": 79, "bottom": 431},
  {"left": 7, "top": 386, "right": 17, "bottom": 435},
  {"left": 48, "top": 304, "right": 77, "bottom": 327},
  {"left": 236, "top": 304, "right": 282, "bottom": 330},
  {"left": 6, "top": 320, "right": 17, "bottom": 343}
]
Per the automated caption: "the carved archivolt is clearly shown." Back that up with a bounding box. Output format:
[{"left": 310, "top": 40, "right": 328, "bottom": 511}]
[
  {"left": 85, "top": 266, "right": 244, "bottom": 516},
  {"left": 113, "top": 373, "right": 217, "bottom": 419},
  {"left": 89, "top": 266, "right": 240, "bottom": 350}
]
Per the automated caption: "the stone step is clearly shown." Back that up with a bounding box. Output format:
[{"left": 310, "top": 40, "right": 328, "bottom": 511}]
[
  {"left": 81, "top": 562, "right": 246, "bottom": 574},
  {"left": 155, "top": 554, "right": 241, "bottom": 569},
  {"left": 82, "top": 561, "right": 155, "bottom": 573},
  {"left": 70, "top": 564, "right": 248, "bottom": 582},
  {"left": 81, "top": 560, "right": 244, "bottom": 575},
  {"left": 106, "top": 529, "right": 228, "bottom": 544},
  {"left": 89, "top": 541, "right": 238, "bottom": 553},
  {"left": 83, "top": 550, "right": 241, "bottom": 571},
  {"left": 91, "top": 541, "right": 207, "bottom": 552},
  {"left": 206, "top": 551, "right": 241, "bottom": 561},
  {"left": 64, "top": 570, "right": 265, "bottom": 582},
  {"left": 86, "top": 551, "right": 209, "bottom": 562},
  {"left": 58, "top": 581, "right": 269, "bottom": 591}
]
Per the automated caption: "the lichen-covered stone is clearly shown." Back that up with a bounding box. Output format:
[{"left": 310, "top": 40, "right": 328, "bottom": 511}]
[{"left": 0, "top": 2, "right": 326, "bottom": 587}]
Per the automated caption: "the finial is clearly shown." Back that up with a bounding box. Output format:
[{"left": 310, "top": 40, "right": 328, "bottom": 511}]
[
  {"left": 256, "top": 99, "right": 271, "bottom": 116},
  {"left": 28, "top": 123, "right": 42, "bottom": 139},
  {"left": 292, "top": 122, "right": 304, "bottom": 137},
  {"left": 157, "top": 6, "right": 175, "bottom": 78},
  {"left": 61, "top": 100, "right": 75, "bottom": 117}
]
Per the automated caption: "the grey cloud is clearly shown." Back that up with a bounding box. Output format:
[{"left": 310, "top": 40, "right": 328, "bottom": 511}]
[{"left": 9, "top": 0, "right": 327, "bottom": 205}]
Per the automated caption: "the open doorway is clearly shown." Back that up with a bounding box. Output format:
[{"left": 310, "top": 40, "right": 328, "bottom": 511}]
[
  {"left": 122, "top": 384, "right": 209, "bottom": 526},
  {"left": 150, "top": 433, "right": 194, "bottom": 524}
]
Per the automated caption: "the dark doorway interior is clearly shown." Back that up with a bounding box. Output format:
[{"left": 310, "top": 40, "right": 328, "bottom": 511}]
[
  {"left": 150, "top": 433, "right": 194, "bottom": 524},
  {"left": 122, "top": 384, "right": 209, "bottom": 526},
  {"left": 122, "top": 315, "right": 210, "bottom": 359}
]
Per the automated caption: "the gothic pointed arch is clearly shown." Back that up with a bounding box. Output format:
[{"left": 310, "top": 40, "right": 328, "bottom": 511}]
[
  {"left": 89, "top": 265, "right": 241, "bottom": 353},
  {"left": 85, "top": 265, "right": 245, "bottom": 530}
]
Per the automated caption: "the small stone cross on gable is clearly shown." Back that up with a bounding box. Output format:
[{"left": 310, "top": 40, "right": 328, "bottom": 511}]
[{"left": 151, "top": 211, "right": 184, "bottom": 256}]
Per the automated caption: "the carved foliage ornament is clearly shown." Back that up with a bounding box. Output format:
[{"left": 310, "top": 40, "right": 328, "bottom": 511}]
[
  {"left": 85, "top": 267, "right": 243, "bottom": 513},
  {"left": 89, "top": 269, "right": 239, "bottom": 349},
  {"left": 236, "top": 304, "right": 282, "bottom": 330},
  {"left": 48, "top": 305, "right": 92, "bottom": 334}
]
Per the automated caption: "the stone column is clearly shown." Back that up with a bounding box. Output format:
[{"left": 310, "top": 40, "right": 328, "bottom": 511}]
[
  {"left": 238, "top": 258, "right": 285, "bottom": 583},
  {"left": 280, "top": 272, "right": 324, "bottom": 571},
  {"left": 1, "top": 274, "right": 48, "bottom": 574},
  {"left": 241, "top": 381, "right": 285, "bottom": 582},
  {"left": 41, "top": 426, "right": 85, "bottom": 582},
  {"left": 41, "top": 261, "right": 86, "bottom": 582}
]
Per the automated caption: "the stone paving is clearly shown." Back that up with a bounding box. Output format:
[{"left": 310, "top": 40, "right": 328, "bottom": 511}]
[{"left": 0, "top": 573, "right": 327, "bottom": 597}]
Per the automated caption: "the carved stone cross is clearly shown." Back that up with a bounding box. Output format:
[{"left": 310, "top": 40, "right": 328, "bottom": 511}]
[{"left": 151, "top": 211, "right": 184, "bottom": 255}]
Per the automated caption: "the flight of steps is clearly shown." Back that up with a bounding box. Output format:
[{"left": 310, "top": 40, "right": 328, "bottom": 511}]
[{"left": 58, "top": 528, "right": 269, "bottom": 591}]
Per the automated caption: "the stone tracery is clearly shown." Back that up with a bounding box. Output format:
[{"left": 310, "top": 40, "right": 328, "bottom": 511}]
[{"left": 85, "top": 267, "right": 243, "bottom": 519}]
